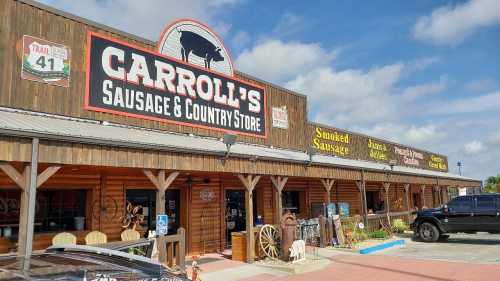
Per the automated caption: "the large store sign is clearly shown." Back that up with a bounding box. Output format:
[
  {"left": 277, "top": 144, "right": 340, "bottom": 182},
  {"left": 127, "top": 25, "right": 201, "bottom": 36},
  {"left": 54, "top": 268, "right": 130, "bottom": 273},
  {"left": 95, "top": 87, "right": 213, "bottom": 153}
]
[
  {"left": 310, "top": 125, "right": 448, "bottom": 172},
  {"left": 85, "top": 20, "right": 266, "bottom": 138}
]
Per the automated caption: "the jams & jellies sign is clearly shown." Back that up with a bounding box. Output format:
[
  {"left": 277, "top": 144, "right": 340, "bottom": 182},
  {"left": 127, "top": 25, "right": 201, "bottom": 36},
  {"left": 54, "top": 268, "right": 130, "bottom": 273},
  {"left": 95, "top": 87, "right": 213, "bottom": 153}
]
[{"left": 85, "top": 20, "right": 266, "bottom": 138}]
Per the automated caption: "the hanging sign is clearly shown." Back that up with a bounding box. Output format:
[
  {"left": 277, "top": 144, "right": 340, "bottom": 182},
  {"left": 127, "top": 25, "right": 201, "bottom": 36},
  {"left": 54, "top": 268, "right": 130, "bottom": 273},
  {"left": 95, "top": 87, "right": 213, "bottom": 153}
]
[
  {"left": 272, "top": 106, "right": 288, "bottom": 129},
  {"left": 22, "top": 35, "right": 70, "bottom": 87},
  {"left": 85, "top": 19, "right": 266, "bottom": 138}
]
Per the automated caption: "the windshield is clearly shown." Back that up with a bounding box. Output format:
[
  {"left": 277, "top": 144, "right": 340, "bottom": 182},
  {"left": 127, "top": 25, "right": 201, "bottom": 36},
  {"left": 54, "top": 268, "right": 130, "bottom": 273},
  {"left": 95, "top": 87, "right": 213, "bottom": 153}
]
[{"left": 0, "top": 252, "right": 184, "bottom": 281}]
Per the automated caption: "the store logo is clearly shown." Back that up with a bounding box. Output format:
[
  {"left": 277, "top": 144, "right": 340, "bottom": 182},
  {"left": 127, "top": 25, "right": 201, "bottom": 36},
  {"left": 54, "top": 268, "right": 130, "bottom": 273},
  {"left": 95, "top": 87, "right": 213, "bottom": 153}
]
[
  {"left": 85, "top": 19, "right": 266, "bottom": 138},
  {"left": 157, "top": 19, "right": 234, "bottom": 77}
]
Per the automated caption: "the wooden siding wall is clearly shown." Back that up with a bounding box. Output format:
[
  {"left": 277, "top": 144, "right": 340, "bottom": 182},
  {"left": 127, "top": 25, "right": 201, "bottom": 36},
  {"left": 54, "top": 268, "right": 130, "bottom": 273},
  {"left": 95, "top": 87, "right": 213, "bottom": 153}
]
[{"left": 0, "top": 0, "right": 307, "bottom": 151}]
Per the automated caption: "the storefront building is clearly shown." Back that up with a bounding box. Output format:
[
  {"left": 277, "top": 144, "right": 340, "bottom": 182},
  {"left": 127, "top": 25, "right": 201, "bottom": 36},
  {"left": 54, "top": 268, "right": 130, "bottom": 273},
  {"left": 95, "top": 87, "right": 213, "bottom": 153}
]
[{"left": 0, "top": 0, "right": 480, "bottom": 262}]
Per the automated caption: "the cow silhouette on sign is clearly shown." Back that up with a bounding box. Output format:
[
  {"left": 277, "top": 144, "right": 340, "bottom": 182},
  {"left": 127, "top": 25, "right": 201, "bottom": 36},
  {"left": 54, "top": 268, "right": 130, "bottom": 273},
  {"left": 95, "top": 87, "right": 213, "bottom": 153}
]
[{"left": 178, "top": 30, "right": 224, "bottom": 69}]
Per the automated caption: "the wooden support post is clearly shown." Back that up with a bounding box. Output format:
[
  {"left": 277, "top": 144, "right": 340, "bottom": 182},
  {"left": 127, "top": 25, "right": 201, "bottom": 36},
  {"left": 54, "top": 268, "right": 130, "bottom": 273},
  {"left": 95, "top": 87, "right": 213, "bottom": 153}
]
[
  {"left": 143, "top": 170, "right": 179, "bottom": 264},
  {"left": 237, "top": 174, "right": 260, "bottom": 263},
  {"left": 421, "top": 185, "right": 426, "bottom": 209},
  {"left": 0, "top": 141, "right": 60, "bottom": 259},
  {"left": 383, "top": 182, "right": 391, "bottom": 213},
  {"left": 355, "top": 180, "right": 367, "bottom": 222},
  {"left": 403, "top": 183, "right": 411, "bottom": 224},
  {"left": 320, "top": 179, "right": 335, "bottom": 205},
  {"left": 270, "top": 176, "right": 288, "bottom": 224},
  {"left": 383, "top": 182, "right": 391, "bottom": 226},
  {"left": 434, "top": 186, "right": 441, "bottom": 206}
]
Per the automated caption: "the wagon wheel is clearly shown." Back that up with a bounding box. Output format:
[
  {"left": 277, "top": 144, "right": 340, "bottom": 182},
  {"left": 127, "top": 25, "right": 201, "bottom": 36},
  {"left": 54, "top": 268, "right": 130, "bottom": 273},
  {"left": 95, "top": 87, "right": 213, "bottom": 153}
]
[
  {"left": 259, "top": 224, "right": 280, "bottom": 259},
  {"left": 92, "top": 196, "right": 118, "bottom": 223}
]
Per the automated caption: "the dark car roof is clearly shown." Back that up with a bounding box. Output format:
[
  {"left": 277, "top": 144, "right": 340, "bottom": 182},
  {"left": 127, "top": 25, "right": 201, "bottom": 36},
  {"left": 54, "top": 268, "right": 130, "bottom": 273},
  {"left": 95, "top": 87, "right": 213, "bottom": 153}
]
[{"left": 0, "top": 245, "right": 187, "bottom": 281}]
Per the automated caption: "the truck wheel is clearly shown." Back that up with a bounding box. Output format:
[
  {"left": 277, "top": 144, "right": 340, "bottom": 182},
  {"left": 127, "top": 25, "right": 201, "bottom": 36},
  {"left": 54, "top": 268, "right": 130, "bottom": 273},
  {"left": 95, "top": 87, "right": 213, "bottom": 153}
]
[{"left": 419, "top": 222, "right": 439, "bottom": 242}]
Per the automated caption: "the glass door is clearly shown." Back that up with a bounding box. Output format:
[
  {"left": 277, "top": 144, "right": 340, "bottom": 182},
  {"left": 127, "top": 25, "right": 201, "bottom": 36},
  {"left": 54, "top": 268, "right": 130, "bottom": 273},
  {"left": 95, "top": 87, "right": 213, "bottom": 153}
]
[{"left": 126, "top": 189, "right": 181, "bottom": 236}]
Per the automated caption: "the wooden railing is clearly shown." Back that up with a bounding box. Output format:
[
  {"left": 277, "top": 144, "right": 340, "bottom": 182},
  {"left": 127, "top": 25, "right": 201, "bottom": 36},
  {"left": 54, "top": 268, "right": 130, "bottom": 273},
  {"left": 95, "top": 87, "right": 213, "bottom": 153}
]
[{"left": 163, "top": 228, "right": 186, "bottom": 274}]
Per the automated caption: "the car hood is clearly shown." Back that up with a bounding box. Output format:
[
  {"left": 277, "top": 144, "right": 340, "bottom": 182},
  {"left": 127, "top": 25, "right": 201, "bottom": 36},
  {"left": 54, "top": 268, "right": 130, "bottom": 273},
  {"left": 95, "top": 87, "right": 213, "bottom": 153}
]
[{"left": 417, "top": 207, "right": 443, "bottom": 216}]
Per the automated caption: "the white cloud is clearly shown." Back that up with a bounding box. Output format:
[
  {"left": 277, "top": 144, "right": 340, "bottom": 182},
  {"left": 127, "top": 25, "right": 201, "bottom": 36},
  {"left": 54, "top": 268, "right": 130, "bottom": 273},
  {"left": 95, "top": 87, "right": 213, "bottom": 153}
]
[
  {"left": 361, "top": 123, "right": 447, "bottom": 149},
  {"left": 231, "top": 31, "right": 250, "bottom": 49},
  {"left": 272, "top": 13, "right": 307, "bottom": 37},
  {"left": 464, "top": 140, "right": 485, "bottom": 154},
  {"left": 413, "top": 0, "right": 500, "bottom": 46},
  {"left": 236, "top": 39, "right": 337, "bottom": 84},
  {"left": 286, "top": 64, "right": 403, "bottom": 128},
  {"left": 465, "top": 78, "right": 498, "bottom": 93},
  {"left": 36, "top": 0, "right": 239, "bottom": 40},
  {"left": 431, "top": 91, "right": 500, "bottom": 115},
  {"left": 401, "top": 75, "right": 448, "bottom": 101}
]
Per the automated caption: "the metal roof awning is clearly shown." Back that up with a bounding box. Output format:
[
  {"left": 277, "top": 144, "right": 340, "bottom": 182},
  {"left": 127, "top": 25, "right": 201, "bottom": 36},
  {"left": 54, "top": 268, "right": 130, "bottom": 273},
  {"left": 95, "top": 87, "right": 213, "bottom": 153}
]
[{"left": 0, "top": 107, "right": 478, "bottom": 183}]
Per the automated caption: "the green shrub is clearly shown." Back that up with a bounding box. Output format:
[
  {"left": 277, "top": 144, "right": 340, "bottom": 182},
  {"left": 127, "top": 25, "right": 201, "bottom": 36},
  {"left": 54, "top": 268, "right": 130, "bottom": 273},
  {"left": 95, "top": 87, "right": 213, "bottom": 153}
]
[
  {"left": 368, "top": 229, "right": 389, "bottom": 239},
  {"left": 391, "top": 219, "right": 409, "bottom": 233}
]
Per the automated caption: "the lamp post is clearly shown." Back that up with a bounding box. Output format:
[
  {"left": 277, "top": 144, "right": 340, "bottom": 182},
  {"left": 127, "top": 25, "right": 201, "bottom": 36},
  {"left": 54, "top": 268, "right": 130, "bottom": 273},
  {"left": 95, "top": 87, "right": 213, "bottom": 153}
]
[{"left": 457, "top": 161, "right": 462, "bottom": 176}]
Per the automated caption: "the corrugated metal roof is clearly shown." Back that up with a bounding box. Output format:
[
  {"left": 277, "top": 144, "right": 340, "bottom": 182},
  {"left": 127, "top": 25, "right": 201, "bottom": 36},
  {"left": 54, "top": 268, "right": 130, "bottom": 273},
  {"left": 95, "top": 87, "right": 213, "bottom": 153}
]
[{"left": 0, "top": 108, "right": 478, "bottom": 183}]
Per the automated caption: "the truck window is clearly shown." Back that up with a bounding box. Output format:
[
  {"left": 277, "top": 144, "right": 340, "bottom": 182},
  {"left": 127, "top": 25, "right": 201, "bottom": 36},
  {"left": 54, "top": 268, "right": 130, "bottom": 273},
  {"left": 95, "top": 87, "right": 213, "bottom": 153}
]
[
  {"left": 475, "top": 196, "right": 496, "bottom": 211},
  {"left": 448, "top": 196, "right": 471, "bottom": 212}
]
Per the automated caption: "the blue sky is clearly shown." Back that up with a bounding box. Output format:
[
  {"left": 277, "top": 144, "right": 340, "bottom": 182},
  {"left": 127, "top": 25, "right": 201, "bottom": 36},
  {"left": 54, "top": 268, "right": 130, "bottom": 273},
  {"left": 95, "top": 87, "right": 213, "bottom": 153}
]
[{"left": 38, "top": 0, "right": 500, "bottom": 181}]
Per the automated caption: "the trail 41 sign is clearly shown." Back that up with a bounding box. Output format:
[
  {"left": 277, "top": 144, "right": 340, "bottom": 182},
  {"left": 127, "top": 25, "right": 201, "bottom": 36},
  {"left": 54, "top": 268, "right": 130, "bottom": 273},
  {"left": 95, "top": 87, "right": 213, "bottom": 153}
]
[{"left": 22, "top": 35, "right": 70, "bottom": 87}]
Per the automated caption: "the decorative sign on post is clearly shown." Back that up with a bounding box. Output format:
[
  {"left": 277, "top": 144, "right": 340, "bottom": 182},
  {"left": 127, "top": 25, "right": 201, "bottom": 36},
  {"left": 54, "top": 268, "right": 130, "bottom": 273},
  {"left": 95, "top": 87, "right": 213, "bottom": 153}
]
[
  {"left": 85, "top": 19, "right": 267, "bottom": 138},
  {"left": 156, "top": 214, "right": 168, "bottom": 235},
  {"left": 272, "top": 106, "right": 288, "bottom": 129},
  {"left": 22, "top": 35, "right": 70, "bottom": 87}
]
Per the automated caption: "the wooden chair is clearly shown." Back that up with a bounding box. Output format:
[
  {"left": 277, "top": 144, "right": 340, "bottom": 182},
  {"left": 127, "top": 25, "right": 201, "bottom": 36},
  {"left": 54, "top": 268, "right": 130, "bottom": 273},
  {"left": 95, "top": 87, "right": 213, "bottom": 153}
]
[
  {"left": 85, "top": 231, "right": 107, "bottom": 245},
  {"left": 121, "top": 229, "right": 140, "bottom": 241},
  {"left": 52, "top": 232, "right": 77, "bottom": 246}
]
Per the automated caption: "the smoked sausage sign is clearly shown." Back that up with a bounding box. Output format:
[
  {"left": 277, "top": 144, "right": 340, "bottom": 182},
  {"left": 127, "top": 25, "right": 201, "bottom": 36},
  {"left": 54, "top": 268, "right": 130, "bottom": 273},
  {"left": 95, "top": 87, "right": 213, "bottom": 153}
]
[{"left": 85, "top": 30, "right": 266, "bottom": 138}]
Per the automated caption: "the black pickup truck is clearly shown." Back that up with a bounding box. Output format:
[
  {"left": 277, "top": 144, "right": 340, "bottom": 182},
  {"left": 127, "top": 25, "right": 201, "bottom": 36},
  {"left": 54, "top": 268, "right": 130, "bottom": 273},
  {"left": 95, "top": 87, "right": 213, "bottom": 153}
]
[{"left": 412, "top": 194, "right": 500, "bottom": 242}]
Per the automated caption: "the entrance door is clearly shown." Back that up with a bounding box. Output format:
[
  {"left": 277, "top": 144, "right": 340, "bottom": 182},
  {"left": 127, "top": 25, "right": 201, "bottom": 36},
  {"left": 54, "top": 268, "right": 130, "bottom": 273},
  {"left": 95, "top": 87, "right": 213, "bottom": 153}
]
[
  {"left": 126, "top": 189, "right": 181, "bottom": 235},
  {"left": 225, "top": 190, "right": 246, "bottom": 247}
]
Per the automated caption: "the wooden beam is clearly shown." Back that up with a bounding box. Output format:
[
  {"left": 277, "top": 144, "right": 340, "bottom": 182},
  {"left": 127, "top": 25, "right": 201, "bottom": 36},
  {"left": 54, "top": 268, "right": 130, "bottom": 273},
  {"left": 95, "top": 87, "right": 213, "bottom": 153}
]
[
  {"left": 36, "top": 166, "right": 61, "bottom": 188},
  {"left": 143, "top": 170, "right": 160, "bottom": 190},
  {"left": 0, "top": 162, "right": 26, "bottom": 190},
  {"left": 320, "top": 179, "right": 335, "bottom": 204},
  {"left": 355, "top": 180, "right": 367, "bottom": 220},
  {"left": 237, "top": 174, "right": 261, "bottom": 263},
  {"left": 421, "top": 185, "right": 426, "bottom": 209},
  {"left": 403, "top": 183, "right": 411, "bottom": 223},
  {"left": 270, "top": 176, "right": 288, "bottom": 224},
  {"left": 142, "top": 170, "right": 180, "bottom": 264}
]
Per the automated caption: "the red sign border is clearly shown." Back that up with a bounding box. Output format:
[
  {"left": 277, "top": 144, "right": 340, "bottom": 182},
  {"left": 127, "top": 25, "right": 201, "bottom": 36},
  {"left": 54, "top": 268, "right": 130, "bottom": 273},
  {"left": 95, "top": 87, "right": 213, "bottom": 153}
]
[{"left": 84, "top": 31, "right": 268, "bottom": 139}]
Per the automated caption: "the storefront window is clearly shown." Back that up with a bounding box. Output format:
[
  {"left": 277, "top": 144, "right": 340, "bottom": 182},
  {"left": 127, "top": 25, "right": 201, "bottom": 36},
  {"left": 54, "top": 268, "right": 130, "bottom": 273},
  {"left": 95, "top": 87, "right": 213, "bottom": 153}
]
[
  {"left": 0, "top": 189, "right": 87, "bottom": 236},
  {"left": 282, "top": 191, "right": 300, "bottom": 213}
]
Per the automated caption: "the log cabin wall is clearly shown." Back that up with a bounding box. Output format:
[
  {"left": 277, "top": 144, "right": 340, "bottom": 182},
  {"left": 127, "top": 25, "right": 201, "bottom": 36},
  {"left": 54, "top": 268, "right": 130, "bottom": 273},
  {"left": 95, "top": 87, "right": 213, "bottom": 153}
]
[{"left": 0, "top": 0, "right": 308, "bottom": 151}]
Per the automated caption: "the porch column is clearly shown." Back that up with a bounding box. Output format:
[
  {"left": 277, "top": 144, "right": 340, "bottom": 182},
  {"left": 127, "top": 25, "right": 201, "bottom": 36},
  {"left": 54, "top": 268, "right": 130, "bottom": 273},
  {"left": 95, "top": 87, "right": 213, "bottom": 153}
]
[
  {"left": 355, "top": 180, "right": 368, "bottom": 225},
  {"left": 442, "top": 186, "right": 449, "bottom": 203},
  {"left": 270, "top": 176, "right": 288, "bottom": 224},
  {"left": 383, "top": 182, "right": 391, "bottom": 213},
  {"left": 421, "top": 185, "right": 426, "bottom": 209},
  {"left": 434, "top": 186, "right": 441, "bottom": 206},
  {"left": 383, "top": 182, "right": 391, "bottom": 225},
  {"left": 238, "top": 174, "right": 260, "bottom": 263},
  {"left": 0, "top": 139, "right": 61, "bottom": 259},
  {"left": 143, "top": 170, "right": 179, "bottom": 264},
  {"left": 403, "top": 183, "right": 411, "bottom": 223},
  {"left": 320, "top": 179, "right": 335, "bottom": 205}
]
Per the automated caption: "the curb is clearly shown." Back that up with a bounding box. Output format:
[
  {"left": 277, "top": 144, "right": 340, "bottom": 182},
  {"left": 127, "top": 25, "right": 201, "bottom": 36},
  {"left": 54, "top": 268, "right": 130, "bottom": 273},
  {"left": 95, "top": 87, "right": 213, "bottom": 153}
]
[{"left": 359, "top": 239, "right": 405, "bottom": 255}]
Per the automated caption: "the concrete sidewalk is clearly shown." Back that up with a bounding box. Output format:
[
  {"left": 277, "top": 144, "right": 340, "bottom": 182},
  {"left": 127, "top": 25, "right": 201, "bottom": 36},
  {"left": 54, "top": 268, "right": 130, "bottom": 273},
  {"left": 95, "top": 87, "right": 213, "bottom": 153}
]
[{"left": 191, "top": 242, "right": 500, "bottom": 281}]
